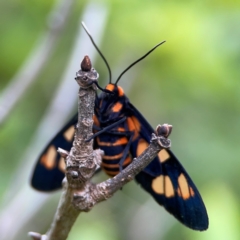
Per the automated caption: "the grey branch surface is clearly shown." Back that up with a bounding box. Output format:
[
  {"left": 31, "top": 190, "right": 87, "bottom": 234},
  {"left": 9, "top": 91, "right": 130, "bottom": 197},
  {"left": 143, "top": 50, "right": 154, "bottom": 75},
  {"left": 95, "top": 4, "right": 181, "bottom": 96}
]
[
  {"left": 29, "top": 56, "right": 172, "bottom": 240},
  {"left": 0, "top": 5, "right": 109, "bottom": 240}
]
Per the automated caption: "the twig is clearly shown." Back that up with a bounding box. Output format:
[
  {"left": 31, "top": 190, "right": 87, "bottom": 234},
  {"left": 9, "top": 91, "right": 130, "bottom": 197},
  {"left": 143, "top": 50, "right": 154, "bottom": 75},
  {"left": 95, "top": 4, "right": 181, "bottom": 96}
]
[
  {"left": 0, "top": 4, "right": 109, "bottom": 240},
  {"left": 29, "top": 56, "right": 172, "bottom": 240},
  {"left": 72, "top": 125, "right": 172, "bottom": 211}
]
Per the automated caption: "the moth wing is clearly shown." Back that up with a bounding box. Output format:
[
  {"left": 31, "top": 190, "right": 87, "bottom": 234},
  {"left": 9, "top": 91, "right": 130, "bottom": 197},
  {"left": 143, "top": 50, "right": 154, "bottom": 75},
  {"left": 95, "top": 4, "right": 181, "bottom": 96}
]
[
  {"left": 128, "top": 103, "right": 208, "bottom": 230},
  {"left": 31, "top": 114, "right": 77, "bottom": 191}
]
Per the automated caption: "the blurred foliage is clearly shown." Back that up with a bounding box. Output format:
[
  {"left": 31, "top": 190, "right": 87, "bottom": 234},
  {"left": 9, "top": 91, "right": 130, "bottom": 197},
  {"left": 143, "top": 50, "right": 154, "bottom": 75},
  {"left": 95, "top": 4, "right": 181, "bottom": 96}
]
[{"left": 1, "top": 0, "right": 240, "bottom": 239}]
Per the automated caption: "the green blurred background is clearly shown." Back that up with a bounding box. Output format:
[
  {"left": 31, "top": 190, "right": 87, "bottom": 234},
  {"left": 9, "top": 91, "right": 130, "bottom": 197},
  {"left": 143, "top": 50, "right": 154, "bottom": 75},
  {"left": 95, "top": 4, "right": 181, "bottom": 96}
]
[{"left": 1, "top": 0, "right": 240, "bottom": 239}]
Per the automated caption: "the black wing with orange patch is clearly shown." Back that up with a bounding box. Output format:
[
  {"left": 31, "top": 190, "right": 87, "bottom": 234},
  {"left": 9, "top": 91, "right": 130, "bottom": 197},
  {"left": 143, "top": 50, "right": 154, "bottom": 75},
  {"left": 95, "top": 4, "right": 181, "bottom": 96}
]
[
  {"left": 31, "top": 114, "right": 77, "bottom": 191},
  {"left": 135, "top": 152, "right": 208, "bottom": 230},
  {"left": 127, "top": 103, "right": 208, "bottom": 230}
]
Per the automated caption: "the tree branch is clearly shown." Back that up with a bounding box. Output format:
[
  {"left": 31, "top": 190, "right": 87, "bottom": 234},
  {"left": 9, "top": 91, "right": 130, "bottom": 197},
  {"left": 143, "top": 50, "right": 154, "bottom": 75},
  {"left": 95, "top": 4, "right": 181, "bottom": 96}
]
[{"left": 29, "top": 56, "right": 172, "bottom": 240}]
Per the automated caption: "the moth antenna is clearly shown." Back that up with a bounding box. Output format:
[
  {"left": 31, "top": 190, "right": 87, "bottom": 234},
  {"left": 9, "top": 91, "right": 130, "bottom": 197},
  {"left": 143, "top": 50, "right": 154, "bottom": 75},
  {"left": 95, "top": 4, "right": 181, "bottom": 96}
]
[
  {"left": 82, "top": 22, "right": 112, "bottom": 84},
  {"left": 115, "top": 41, "right": 166, "bottom": 85}
]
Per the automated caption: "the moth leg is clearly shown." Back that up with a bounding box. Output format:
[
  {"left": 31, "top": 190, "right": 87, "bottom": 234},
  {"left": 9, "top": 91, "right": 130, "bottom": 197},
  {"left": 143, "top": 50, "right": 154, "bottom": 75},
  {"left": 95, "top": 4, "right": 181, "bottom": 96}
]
[
  {"left": 86, "top": 117, "right": 127, "bottom": 142},
  {"left": 118, "top": 132, "right": 134, "bottom": 172}
]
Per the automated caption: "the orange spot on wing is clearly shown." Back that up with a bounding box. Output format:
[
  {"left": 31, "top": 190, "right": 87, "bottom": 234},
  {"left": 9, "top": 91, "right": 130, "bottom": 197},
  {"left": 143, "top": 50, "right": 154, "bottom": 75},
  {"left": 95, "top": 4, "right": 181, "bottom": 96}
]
[
  {"left": 158, "top": 149, "right": 170, "bottom": 163},
  {"left": 131, "top": 116, "right": 141, "bottom": 132},
  {"left": 112, "top": 102, "right": 123, "bottom": 112},
  {"left": 97, "top": 137, "right": 128, "bottom": 146},
  {"left": 164, "top": 176, "right": 175, "bottom": 198},
  {"left": 127, "top": 116, "right": 140, "bottom": 140},
  {"left": 127, "top": 117, "right": 135, "bottom": 132},
  {"left": 190, "top": 187, "right": 195, "bottom": 197},
  {"left": 136, "top": 139, "right": 149, "bottom": 157},
  {"left": 123, "top": 156, "right": 132, "bottom": 166},
  {"left": 40, "top": 145, "right": 57, "bottom": 170},
  {"left": 178, "top": 173, "right": 191, "bottom": 200},
  {"left": 152, "top": 175, "right": 164, "bottom": 194},
  {"left": 152, "top": 175, "right": 175, "bottom": 197},
  {"left": 63, "top": 126, "right": 75, "bottom": 142}
]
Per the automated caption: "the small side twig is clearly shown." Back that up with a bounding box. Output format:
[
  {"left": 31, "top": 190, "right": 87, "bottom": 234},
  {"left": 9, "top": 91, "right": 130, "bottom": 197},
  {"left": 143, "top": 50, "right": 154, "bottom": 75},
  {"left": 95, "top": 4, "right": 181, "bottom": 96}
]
[{"left": 29, "top": 56, "right": 172, "bottom": 240}]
